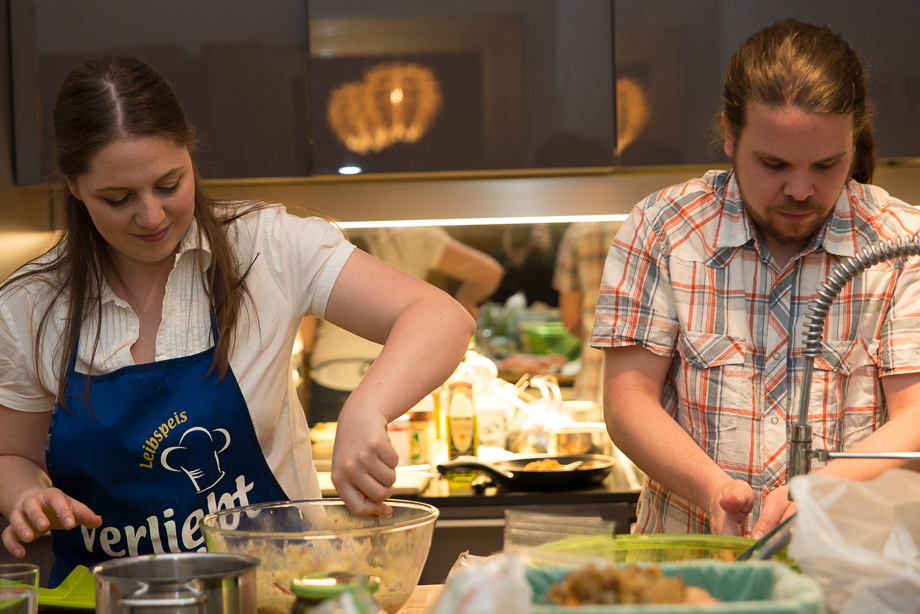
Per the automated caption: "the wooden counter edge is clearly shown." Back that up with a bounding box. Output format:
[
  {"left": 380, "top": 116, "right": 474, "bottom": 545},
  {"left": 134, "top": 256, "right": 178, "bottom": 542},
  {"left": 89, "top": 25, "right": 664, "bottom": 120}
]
[{"left": 400, "top": 584, "right": 444, "bottom": 614}]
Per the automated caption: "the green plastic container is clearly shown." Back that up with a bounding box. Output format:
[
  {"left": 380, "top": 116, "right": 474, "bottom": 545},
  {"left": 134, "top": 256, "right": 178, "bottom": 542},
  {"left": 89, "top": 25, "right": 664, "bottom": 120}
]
[
  {"left": 522, "top": 322, "right": 581, "bottom": 359},
  {"left": 528, "top": 560, "right": 824, "bottom": 614},
  {"left": 539, "top": 534, "right": 794, "bottom": 566}
]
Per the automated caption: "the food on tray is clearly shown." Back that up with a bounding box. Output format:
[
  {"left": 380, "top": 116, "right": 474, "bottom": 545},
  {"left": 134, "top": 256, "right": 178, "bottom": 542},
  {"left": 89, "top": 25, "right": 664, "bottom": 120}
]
[
  {"left": 545, "top": 563, "right": 718, "bottom": 606},
  {"left": 498, "top": 353, "right": 568, "bottom": 375},
  {"left": 524, "top": 459, "right": 564, "bottom": 470}
]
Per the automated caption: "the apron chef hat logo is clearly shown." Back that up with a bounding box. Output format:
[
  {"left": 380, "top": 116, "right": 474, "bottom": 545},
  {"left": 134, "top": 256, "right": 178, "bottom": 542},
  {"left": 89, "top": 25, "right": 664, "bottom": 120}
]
[{"left": 161, "top": 427, "right": 231, "bottom": 493}]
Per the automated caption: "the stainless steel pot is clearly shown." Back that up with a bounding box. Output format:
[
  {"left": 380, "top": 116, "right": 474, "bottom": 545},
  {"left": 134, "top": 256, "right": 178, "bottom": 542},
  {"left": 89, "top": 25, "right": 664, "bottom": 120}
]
[
  {"left": 92, "top": 553, "right": 260, "bottom": 614},
  {"left": 547, "top": 422, "right": 613, "bottom": 456}
]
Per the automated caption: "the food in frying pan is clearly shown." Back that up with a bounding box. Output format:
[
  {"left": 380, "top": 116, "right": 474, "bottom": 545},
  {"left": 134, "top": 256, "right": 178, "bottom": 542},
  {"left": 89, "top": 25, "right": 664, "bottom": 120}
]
[
  {"left": 523, "top": 459, "right": 564, "bottom": 470},
  {"left": 545, "top": 563, "right": 718, "bottom": 606},
  {"left": 521, "top": 458, "right": 603, "bottom": 471}
]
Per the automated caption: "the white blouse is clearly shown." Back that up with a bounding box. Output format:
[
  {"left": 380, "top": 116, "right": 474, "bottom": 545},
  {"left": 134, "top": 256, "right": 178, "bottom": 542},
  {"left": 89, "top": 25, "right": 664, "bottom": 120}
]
[{"left": 0, "top": 204, "right": 355, "bottom": 500}]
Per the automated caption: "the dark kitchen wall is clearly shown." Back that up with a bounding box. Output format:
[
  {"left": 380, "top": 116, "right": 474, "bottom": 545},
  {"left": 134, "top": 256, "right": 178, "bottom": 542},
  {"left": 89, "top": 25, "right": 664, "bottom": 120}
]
[
  {"left": 5, "top": 0, "right": 920, "bottom": 283},
  {"left": 0, "top": 0, "right": 57, "bottom": 279},
  {"left": 8, "top": 1, "right": 920, "bottom": 185}
]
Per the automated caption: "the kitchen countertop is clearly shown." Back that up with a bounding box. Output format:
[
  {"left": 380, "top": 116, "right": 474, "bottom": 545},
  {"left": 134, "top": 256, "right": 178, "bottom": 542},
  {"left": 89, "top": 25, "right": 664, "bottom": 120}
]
[
  {"left": 319, "top": 452, "right": 643, "bottom": 585},
  {"left": 318, "top": 449, "right": 643, "bottom": 508},
  {"left": 320, "top": 458, "right": 642, "bottom": 527},
  {"left": 402, "top": 584, "right": 444, "bottom": 614},
  {"left": 399, "top": 460, "right": 641, "bottom": 584},
  {"left": 400, "top": 460, "right": 641, "bottom": 509}
]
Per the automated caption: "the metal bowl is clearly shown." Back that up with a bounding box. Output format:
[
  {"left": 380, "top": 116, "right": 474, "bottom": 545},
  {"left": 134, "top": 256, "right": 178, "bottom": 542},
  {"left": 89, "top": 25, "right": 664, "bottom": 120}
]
[
  {"left": 547, "top": 422, "right": 613, "bottom": 456},
  {"left": 92, "top": 553, "right": 259, "bottom": 614},
  {"left": 201, "top": 499, "right": 438, "bottom": 614}
]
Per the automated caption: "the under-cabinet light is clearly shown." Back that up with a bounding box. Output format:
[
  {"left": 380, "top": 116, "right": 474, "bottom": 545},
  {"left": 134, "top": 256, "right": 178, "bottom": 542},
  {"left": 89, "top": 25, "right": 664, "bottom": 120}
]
[{"left": 338, "top": 213, "right": 629, "bottom": 229}]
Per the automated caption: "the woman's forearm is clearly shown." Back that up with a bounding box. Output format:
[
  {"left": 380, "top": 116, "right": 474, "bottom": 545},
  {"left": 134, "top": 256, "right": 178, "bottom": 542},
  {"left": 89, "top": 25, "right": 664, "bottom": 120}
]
[
  {"left": 0, "top": 405, "right": 56, "bottom": 518},
  {"left": 0, "top": 455, "right": 53, "bottom": 518},
  {"left": 346, "top": 293, "right": 474, "bottom": 423}
]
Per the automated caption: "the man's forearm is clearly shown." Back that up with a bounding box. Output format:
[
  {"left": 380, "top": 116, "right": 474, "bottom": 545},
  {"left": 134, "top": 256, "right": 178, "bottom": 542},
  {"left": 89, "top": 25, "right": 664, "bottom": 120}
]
[
  {"left": 603, "top": 345, "right": 756, "bottom": 535},
  {"left": 819, "top": 406, "right": 920, "bottom": 480},
  {"left": 605, "top": 388, "right": 733, "bottom": 511}
]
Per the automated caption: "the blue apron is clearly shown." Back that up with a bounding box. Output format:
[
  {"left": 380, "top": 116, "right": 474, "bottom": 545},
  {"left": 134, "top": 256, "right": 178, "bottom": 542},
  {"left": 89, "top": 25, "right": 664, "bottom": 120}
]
[{"left": 45, "top": 314, "right": 288, "bottom": 587}]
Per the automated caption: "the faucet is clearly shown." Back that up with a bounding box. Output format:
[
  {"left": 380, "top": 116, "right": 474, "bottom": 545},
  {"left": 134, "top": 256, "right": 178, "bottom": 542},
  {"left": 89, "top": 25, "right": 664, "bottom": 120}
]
[
  {"left": 788, "top": 235, "right": 920, "bottom": 481},
  {"left": 745, "top": 236, "right": 920, "bottom": 561}
]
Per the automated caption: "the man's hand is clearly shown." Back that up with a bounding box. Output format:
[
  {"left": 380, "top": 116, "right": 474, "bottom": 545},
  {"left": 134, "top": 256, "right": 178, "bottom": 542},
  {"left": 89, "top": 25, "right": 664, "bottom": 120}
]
[
  {"left": 2, "top": 488, "right": 101, "bottom": 558},
  {"left": 708, "top": 479, "right": 754, "bottom": 536},
  {"left": 750, "top": 485, "right": 796, "bottom": 540}
]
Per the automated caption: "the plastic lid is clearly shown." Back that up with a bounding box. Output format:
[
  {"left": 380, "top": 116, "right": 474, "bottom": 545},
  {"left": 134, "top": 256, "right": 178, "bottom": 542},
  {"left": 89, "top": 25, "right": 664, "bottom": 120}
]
[
  {"left": 290, "top": 572, "right": 379, "bottom": 601},
  {"left": 389, "top": 414, "right": 410, "bottom": 427},
  {"left": 409, "top": 408, "right": 434, "bottom": 421}
]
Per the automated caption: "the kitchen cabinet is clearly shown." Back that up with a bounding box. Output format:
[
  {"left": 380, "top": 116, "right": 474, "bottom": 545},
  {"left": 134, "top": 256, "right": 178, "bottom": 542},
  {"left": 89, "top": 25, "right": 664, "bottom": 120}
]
[
  {"left": 615, "top": 0, "right": 920, "bottom": 166},
  {"left": 10, "top": 0, "right": 920, "bottom": 184},
  {"left": 9, "top": 0, "right": 615, "bottom": 183}
]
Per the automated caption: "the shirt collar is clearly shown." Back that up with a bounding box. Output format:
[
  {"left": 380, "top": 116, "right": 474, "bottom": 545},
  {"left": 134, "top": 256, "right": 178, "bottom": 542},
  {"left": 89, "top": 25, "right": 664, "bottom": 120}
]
[
  {"left": 714, "top": 170, "right": 857, "bottom": 259},
  {"left": 99, "top": 217, "right": 212, "bottom": 306},
  {"left": 177, "top": 217, "right": 213, "bottom": 269}
]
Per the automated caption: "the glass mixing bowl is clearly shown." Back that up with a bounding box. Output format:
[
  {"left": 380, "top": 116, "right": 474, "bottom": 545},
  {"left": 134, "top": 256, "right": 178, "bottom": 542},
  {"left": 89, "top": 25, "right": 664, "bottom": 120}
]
[{"left": 201, "top": 499, "right": 439, "bottom": 614}]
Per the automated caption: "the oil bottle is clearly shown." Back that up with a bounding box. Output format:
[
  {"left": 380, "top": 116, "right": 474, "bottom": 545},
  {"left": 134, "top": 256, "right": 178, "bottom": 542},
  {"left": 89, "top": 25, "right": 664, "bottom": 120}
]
[{"left": 445, "top": 362, "right": 478, "bottom": 487}]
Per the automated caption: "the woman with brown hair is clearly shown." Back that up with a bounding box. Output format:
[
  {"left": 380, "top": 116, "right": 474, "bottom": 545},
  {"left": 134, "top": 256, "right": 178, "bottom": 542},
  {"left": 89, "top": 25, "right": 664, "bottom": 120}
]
[{"left": 0, "top": 56, "right": 473, "bottom": 585}]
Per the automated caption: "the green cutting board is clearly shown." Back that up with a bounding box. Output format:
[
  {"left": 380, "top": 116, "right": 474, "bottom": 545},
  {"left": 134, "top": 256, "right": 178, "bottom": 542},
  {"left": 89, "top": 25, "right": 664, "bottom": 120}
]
[{"left": 37, "top": 566, "right": 94, "bottom": 611}]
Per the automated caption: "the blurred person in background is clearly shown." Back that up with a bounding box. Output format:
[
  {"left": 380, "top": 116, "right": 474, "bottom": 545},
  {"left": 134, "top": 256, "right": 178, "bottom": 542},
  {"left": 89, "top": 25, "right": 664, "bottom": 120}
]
[
  {"left": 489, "top": 223, "right": 559, "bottom": 307},
  {"left": 553, "top": 221, "right": 622, "bottom": 404},
  {"left": 301, "top": 226, "right": 503, "bottom": 426}
]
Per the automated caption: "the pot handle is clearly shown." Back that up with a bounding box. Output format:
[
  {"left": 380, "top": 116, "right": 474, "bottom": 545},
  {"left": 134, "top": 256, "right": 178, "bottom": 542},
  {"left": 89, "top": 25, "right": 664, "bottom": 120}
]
[
  {"left": 120, "top": 582, "right": 209, "bottom": 614},
  {"left": 437, "top": 457, "right": 514, "bottom": 481}
]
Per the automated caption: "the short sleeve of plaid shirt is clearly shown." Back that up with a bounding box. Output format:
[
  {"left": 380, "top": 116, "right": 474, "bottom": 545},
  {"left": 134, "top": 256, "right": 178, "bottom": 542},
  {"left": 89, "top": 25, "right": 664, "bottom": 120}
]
[
  {"left": 590, "top": 202, "right": 683, "bottom": 358},
  {"left": 590, "top": 169, "right": 920, "bottom": 535}
]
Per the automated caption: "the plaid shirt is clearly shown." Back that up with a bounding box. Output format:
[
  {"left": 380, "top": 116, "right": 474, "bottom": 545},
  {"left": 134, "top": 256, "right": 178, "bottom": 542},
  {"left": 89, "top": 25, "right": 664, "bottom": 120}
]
[
  {"left": 553, "top": 221, "right": 623, "bottom": 403},
  {"left": 592, "top": 170, "right": 920, "bottom": 534}
]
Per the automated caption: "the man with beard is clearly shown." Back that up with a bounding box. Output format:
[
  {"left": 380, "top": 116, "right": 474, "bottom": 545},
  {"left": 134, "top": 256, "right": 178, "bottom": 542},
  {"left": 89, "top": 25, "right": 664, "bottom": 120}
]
[{"left": 592, "top": 19, "right": 920, "bottom": 539}]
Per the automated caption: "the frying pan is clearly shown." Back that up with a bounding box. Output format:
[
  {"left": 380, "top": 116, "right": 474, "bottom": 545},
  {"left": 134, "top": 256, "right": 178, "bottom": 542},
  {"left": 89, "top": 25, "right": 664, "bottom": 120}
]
[{"left": 436, "top": 453, "right": 614, "bottom": 491}]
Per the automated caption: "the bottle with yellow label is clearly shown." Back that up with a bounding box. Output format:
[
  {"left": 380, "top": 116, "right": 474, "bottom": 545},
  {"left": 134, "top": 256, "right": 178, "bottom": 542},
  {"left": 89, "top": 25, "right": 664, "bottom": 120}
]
[{"left": 444, "top": 362, "right": 478, "bottom": 486}]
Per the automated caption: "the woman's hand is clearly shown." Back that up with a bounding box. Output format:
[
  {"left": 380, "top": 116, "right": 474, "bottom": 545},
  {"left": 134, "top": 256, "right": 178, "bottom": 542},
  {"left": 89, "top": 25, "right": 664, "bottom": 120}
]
[
  {"left": 0, "top": 406, "right": 100, "bottom": 557},
  {"left": 2, "top": 488, "right": 101, "bottom": 558},
  {"left": 322, "top": 249, "right": 473, "bottom": 517},
  {"left": 330, "top": 403, "right": 399, "bottom": 518},
  {"left": 707, "top": 478, "right": 755, "bottom": 536}
]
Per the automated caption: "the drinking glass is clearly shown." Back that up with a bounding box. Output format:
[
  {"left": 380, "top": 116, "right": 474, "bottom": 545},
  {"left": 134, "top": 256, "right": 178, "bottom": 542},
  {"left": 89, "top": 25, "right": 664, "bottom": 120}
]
[{"left": 0, "top": 564, "right": 39, "bottom": 614}]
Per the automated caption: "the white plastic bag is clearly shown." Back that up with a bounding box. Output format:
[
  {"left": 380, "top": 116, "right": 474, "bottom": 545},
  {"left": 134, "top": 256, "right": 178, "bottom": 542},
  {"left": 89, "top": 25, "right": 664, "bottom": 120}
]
[
  {"left": 788, "top": 468, "right": 920, "bottom": 614},
  {"left": 429, "top": 551, "right": 532, "bottom": 614}
]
